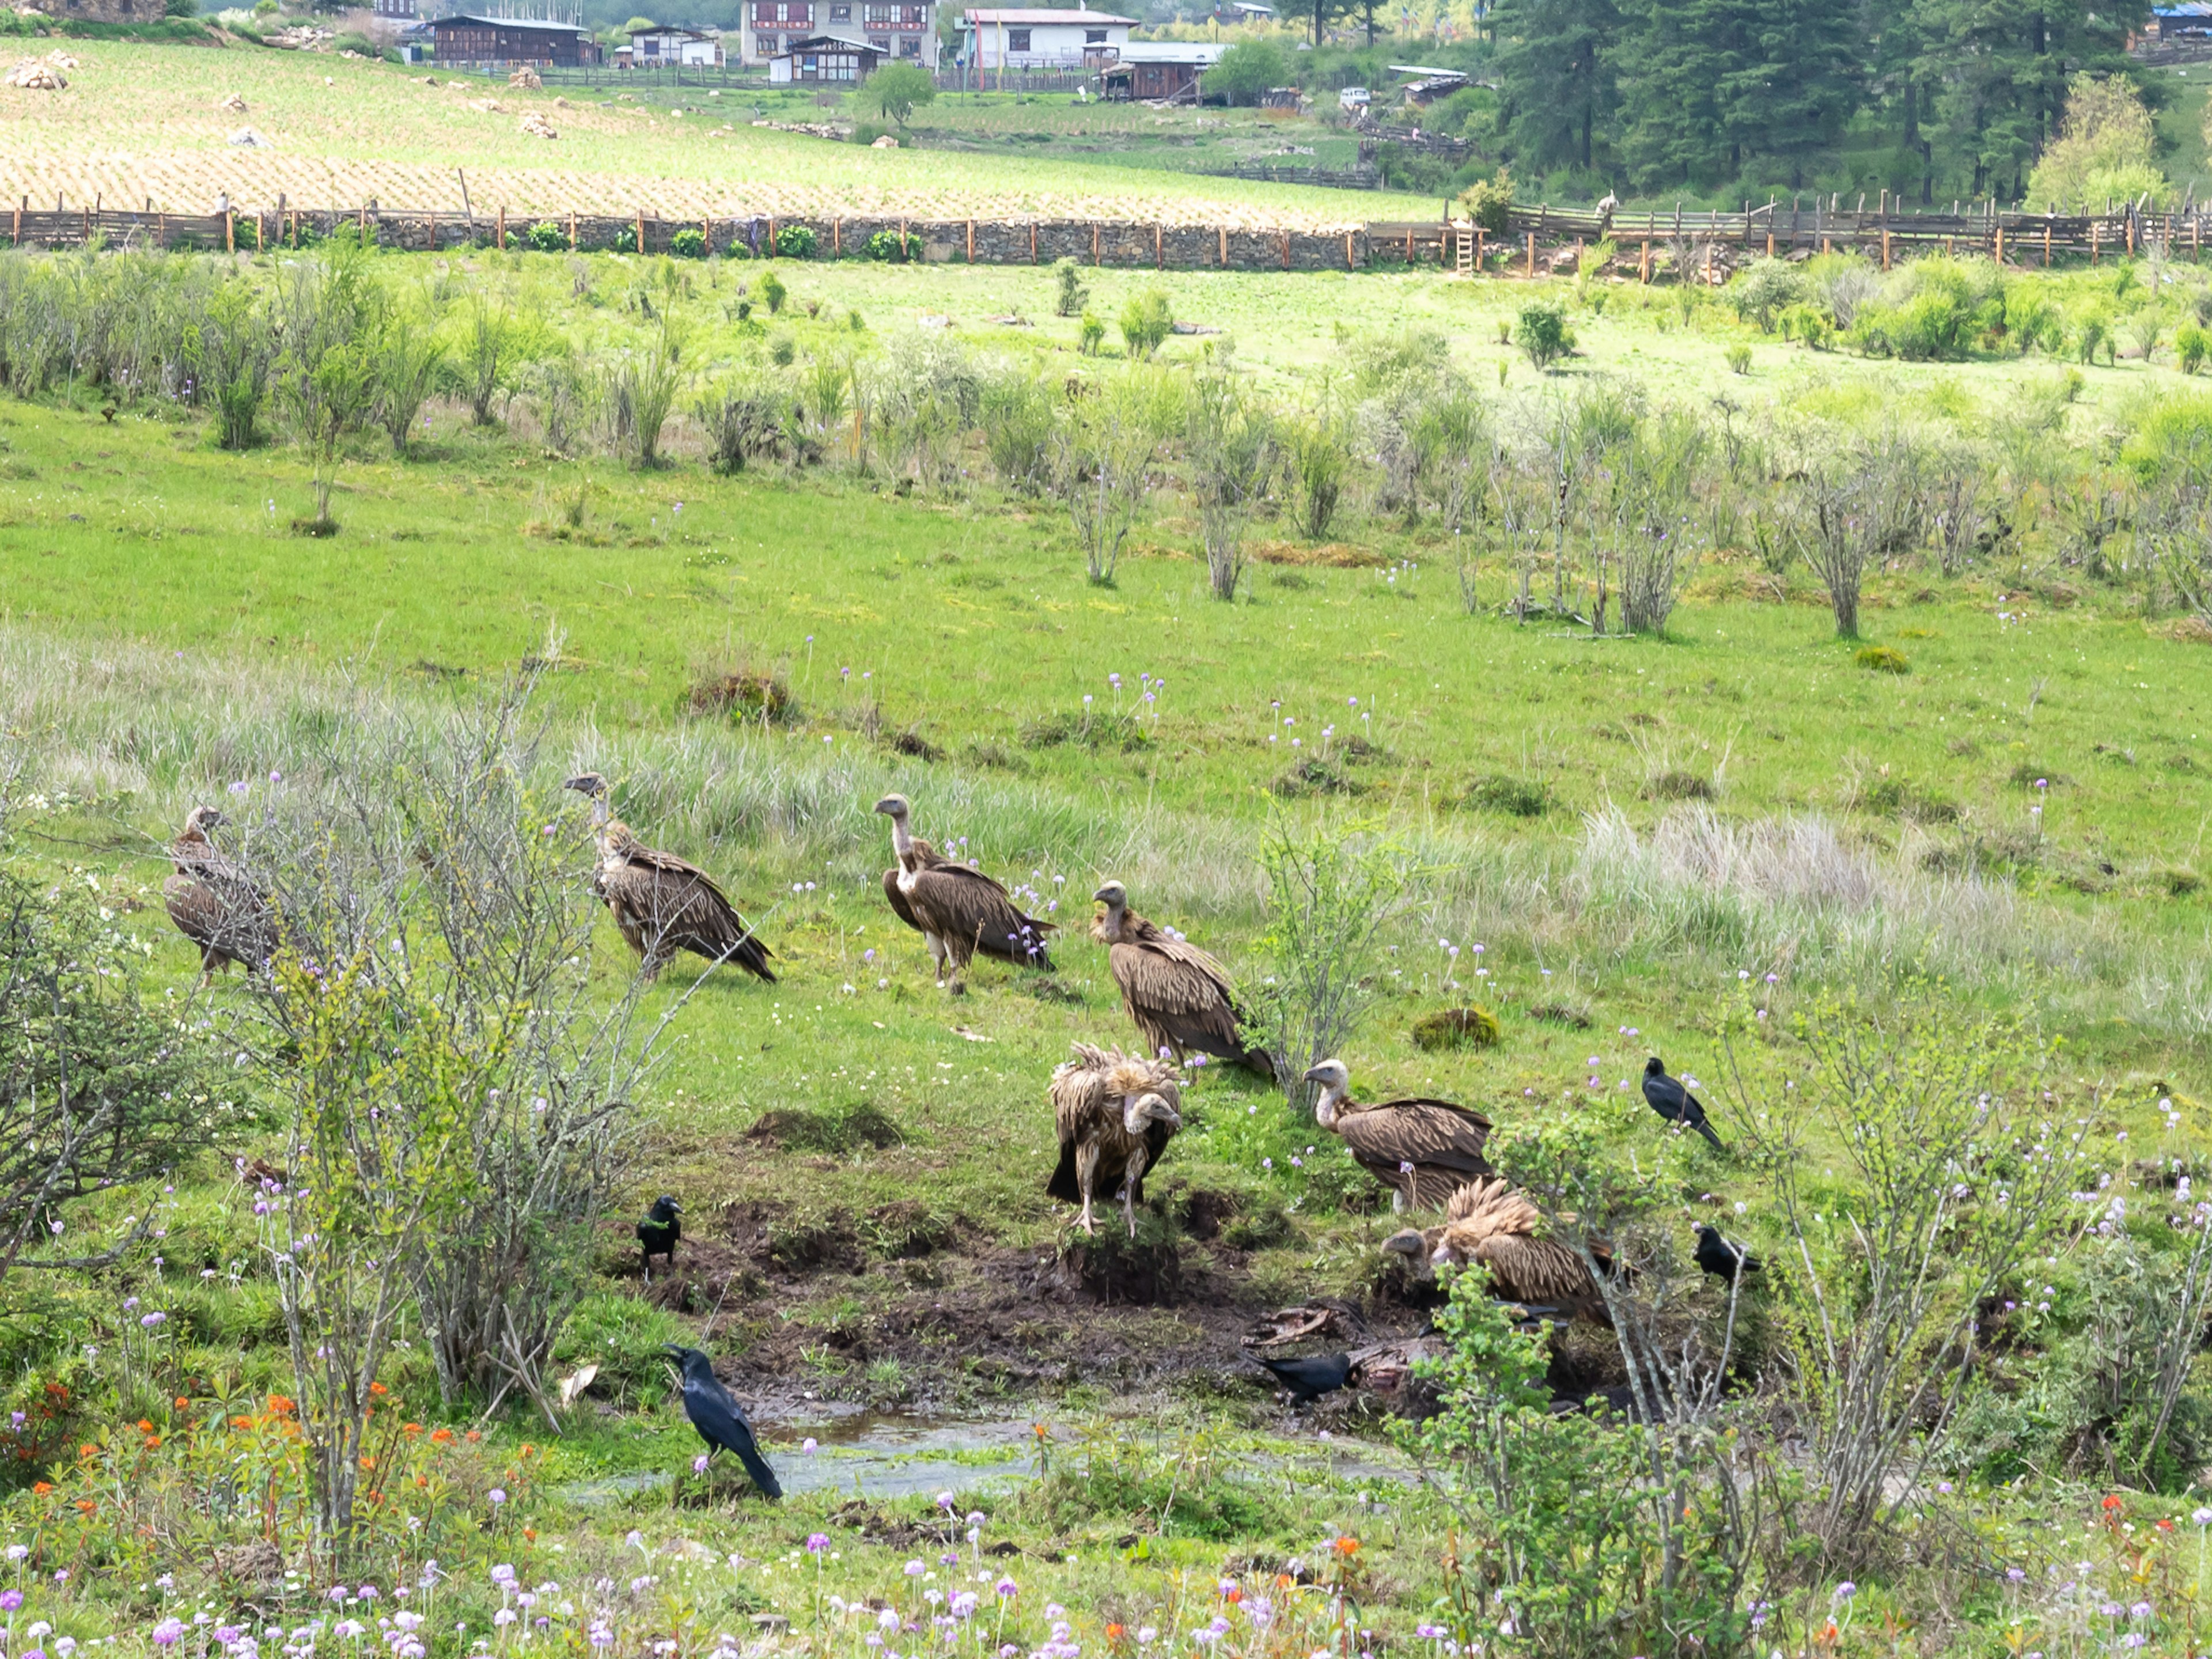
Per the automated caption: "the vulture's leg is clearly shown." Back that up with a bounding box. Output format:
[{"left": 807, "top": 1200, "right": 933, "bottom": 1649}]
[
  {"left": 641, "top": 1246, "right": 651, "bottom": 1285},
  {"left": 1074, "top": 1141, "right": 1100, "bottom": 1236},
  {"left": 1391, "top": 1187, "right": 1406, "bottom": 1215},
  {"left": 925, "top": 931, "right": 948, "bottom": 988},
  {"left": 1120, "top": 1148, "right": 1150, "bottom": 1240}
]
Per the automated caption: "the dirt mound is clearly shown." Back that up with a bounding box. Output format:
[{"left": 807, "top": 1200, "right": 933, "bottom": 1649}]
[{"left": 744, "top": 1104, "right": 903, "bottom": 1153}]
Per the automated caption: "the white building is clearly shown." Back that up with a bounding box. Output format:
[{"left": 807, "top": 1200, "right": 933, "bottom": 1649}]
[
  {"left": 957, "top": 7, "right": 1132, "bottom": 68},
  {"left": 740, "top": 0, "right": 936, "bottom": 65},
  {"left": 623, "top": 24, "right": 725, "bottom": 63}
]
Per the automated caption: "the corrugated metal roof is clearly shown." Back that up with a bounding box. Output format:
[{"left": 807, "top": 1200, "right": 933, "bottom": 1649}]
[
  {"left": 961, "top": 9, "right": 1135, "bottom": 24},
  {"left": 429, "top": 13, "right": 594, "bottom": 31},
  {"left": 1108, "top": 39, "right": 1226, "bottom": 60}
]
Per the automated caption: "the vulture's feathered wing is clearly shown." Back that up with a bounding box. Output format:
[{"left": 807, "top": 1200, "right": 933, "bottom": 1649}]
[
  {"left": 1431, "top": 1176, "right": 1613, "bottom": 1323},
  {"left": 873, "top": 796, "right": 1055, "bottom": 988},
  {"left": 1046, "top": 1043, "right": 1183, "bottom": 1237},
  {"left": 879, "top": 834, "right": 941, "bottom": 938},
  {"left": 163, "top": 806, "right": 276, "bottom": 984},
  {"left": 596, "top": 822, "right": 775, "bottom": 982},
  {"left": 1093, "top": 884, "right": 1274, "bottom": 1078},
  {"left": 1327, "top": 1096, "right": 1495, "bottom": 1210}
]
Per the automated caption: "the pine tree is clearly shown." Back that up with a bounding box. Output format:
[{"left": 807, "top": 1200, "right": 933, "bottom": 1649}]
[{"left": 1490, "top": 0, "right": 1620, "bottom": 177}]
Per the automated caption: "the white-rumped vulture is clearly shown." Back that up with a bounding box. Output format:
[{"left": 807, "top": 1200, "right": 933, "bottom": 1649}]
[
  {"left": 1304, "top": 1058, "right": 1494, "bottom": 1210},
  {"left": 564, "top": 772, "right": 774, "bottom": 982},
  {"left": 1384, "top": 1175, "right": 1613, "bottom": 1324},
  {"left": 1090, "top": 880, "right": 1274, "bottom": 1078},
  {"left": 163, "top": 805, "right": 276, "bottom": 986},
  {"left": 1045, "top": 1043, "right": 1183, "bottom": 1238},
  {"left": 872, "top": 794, "right": 1055, "bottom": 990}
]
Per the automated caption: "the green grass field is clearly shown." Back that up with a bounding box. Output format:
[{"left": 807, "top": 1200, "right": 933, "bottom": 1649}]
[{"left": 3, "top": 48, "right": 2212, "bottom": 1656}]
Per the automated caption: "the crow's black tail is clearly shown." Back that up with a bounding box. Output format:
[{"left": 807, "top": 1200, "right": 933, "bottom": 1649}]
[
  {"left": 1693, "top": 1119, "right": 1727, "bottom": 1153},
  {"left": 732, "top": 1440, "right": 783, "bottom": 1501}
]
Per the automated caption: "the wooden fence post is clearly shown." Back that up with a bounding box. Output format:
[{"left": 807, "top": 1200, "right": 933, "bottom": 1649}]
[
  {"left": 766, "top": 215, "right": 775, "bottom": 257},
  {"left": 497, "top": 205, "right": 506, "bottom": 249},
  {"left": 1282, "top": 228, "right": 1290, "bottom": 270},
  {"left": 1525, "top": 230, "right": 1535, "bottom": 276},
  {"left": 966, "top": 218, "right": 974, "bottom": 263},
  {"left": 569, "top": 212, "right": 578, "bottom": 252},
  {"left": 13, "top": 196, "right": 21, "bottom": 247},
  {"left": 1475, "top": 226, "right": 1484, "bottom": 270},
  {"left": 1029, "top": 220, "right": 1037, "bottom": 263},
  {"left": 1881, "top": 228, "right": 1891, "bottom": 270},
  {"left": 1638, "top": 237, "right": 1649, "bottom": 282},
  {"left": 1218, "top": 224, "right": 1226, "bottom": 266},
  {"left": 1154, "top": 222, "right": 1161, "bottom": 268},
  {"left": 225, "top": 209, "right": 234, "bottom": 253},
  {"left": 2091, "top": 222, "right": 2099, "bottom": 266},
  {"left": 2043, "top": 224, "right": 2051, "bottom": 267},
  {"left": 1092, "top": 221, "right": 1100, "bottom": 266},
  {"left": 1344, "top": 229, "right": 1354, "bottom": 271},
  {"left": 1994, "top": 224, "right": 2004, "bottom": 265},
  {"left": 832, "top": 217, "right": 842, "bottom": 256},
  {"left": 1765, "top": 230, "right": 1774, "bottom": 258}
]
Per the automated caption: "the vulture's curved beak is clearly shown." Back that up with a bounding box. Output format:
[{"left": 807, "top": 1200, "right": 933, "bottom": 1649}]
[
  {"left": 872, "top": 795, "right": 904, "bottom": 817},
  {"left": 563, "top": 773, "right": 604, "bottom": 797},
  {"left": 1301, "top": 1064, "right": 1328, "bottom": 1084},
  {"left": 1382, "top": 1229, "right": 1426, "bottom": 1256}
]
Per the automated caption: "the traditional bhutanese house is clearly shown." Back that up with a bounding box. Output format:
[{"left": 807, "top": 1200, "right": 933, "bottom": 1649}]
[
  {"left": 2149, "top": 1, "right": 2212, "bottom": 37},
  {"left": 429, "top": 13, "right": 604, "bottom": 64},
  {"left": 957, "top": 7, "right": 1134, "bottom": 67},
  {"left": 625, "top": 24, "right": 726, "bottom": 63},
  {"left": 766, "top": 31, "right": 886, "bottom": 80},
  {"left": 1099, "top": 39, "right": 1225, "bottom": 101}
]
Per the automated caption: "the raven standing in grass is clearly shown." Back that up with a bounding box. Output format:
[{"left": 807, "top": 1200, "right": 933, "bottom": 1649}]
[
  {"left": 1251, "top": 1351, "right": 1352, "bottom": 1404},
  {"left": 638, "top": 1195, "right": 682, "bottom": 1282},
  {"left": 1642, "top": 1058, "right": 1726, "bottom": 1152},
  {"left": 1694, "top": 1223, "right": 1762, "bottom": 1283},
  {"left": 665, "top": 1346, "right": 782, "bottom": 1499}
]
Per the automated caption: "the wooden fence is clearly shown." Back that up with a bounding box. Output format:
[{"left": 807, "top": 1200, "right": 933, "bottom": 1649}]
[{"left": 9, "top": 194, "right": 2209, "bottom": 273}]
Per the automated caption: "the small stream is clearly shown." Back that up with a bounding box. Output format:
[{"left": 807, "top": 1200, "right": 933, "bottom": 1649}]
[{"left": 555, "top": 1407, "right": 1420, "bottom": 1509}]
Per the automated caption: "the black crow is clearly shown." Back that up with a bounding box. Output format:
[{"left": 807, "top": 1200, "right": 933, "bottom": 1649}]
[
  {"left": 1642, "top": 1058, "right": 1725, "bottom": 1152},
  {"left": 637, "top": 1195, "right": 682, "bottom": 1281},
  {"left": 664, "top": 1346, "right": 782, "bottom": 1499},
  {"left": 1252, "top": 1351, "right": 1352, "bottom": 1403},
  {"left": 1694, "top": 1224, "right": 1762, "bottom": 1283}
]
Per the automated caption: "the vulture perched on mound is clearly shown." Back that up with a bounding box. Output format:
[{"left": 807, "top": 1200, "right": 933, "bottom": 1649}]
[
  {"left": 1384, "top": 1176, "right": 1614, "bottom": 1324},
  {"left": 1091, "top": 881, "right": 1275, "bottom": 1079},
  {"left": 1303, "top": 1058, "right": 1494, "bottom": 1210},
  {"left": 163, "top": 805, "right": 277, "bottom": 986},
  {"left": 1045, "top": 1043, "right": 1183, "bottom": 1238},
  {"left": 872, "top": 793, "right": 1055, "bottom": 990},
  {"left": 564, "top": 773, "right": 775, "bottom": 982}
]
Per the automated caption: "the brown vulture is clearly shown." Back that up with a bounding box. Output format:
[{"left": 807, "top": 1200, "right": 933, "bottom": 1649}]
[
  {"left": 1384, "top": 1176, "right": 1615, "bottom": 1324},
  {"left": 563, "top": 772, "right": 774, "bottom": 982},
  {"left": 163, "top": 805, "right": 277, "bottom": 986},
  {"left": 1303, "top": 1058, "right": 1494, "bottom": 1210},
  {"left": 871, "top": 793, "right": 1055, "bottom": 990},
  {"left": 1090, "top": 881, "right": 1275, "bottom": 1079},
  {"left": 1045, "top": 1043, "right": 1183, "bottom": 1238}
]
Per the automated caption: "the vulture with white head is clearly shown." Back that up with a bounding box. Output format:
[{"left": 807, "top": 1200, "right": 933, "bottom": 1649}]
[
  {"left": 1091, "top": 880, "right": 1274, "bottom": 1078},
  {"left": 872, "top": 794, "right": 1055, "bottom": 990},
  {"left": 163, "top": 805, "right": 277, "bottom": 985},
  {"left": 1304, "top": 1058, "right": 1494, "bottom": 1210},
  {"left": 563, "top": 772, "right": 774, "bottom": 981},
  {"left": 1045, "top": 1043, "right": 1183, "bottom": 1238},
  {"left": 1384, "top": 1175, "right": 1613, "bottom": 1324}
]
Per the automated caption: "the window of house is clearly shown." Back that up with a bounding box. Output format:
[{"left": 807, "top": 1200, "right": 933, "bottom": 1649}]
[
  {"left": 829, "top": 4, "right": 850, "bottom": 18},
  {"left": 869, "top": 34, "right": 889, "bottom": 50},
  {"left": 1085, "top": 26, "right": 1103, "bottom": 39},
  {"left": 863, "top": 3, "right": 887, "bottom": 20},
  {"left": 642, "top": 36, "right": 660, "bottom": 51},
  {"left": 898, "top": 33, "right": 919, "bottom": 51},
  {"left": 1006, "top": 26, "right": 1029, "bottom": 48}
]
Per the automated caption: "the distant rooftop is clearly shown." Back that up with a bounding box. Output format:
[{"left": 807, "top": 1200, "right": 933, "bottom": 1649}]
[{"left": 961, "top": 9, "right": 1138, "bottom": 24}]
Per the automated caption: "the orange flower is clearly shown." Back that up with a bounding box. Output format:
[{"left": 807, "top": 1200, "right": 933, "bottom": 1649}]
[
  {"left": 1272, "top": 1575, "right": 1293, "bottom": 1590},
  {"left": 174, "top": 1396, "right": 190, "bottom": 1410},
  {"left": 32, "top": 1481, "right": 52, "bottom": 1495},
  {"left": 464, "top": 1430, "right": 481, "bottom": 1442},
  {"left": 521, "top": 1444, "right": 535, "bottom": 1456},
  {"left": 370, "top": 1383, "right": 388, "bottom": 1396},
  {"left": 143, "top": 1435, "right": 162, "bottom": 1450},
  {"left": 78, "top": 1443, "right": 97, "bottom": 1457},
  {"left": 75, "top": 1499, "right": 95, "bottom": 1514},
  {"left": 403, "top": 1423, "right": 423, "bottom": 1437},
  {"left": 231, "top": 1416, "right": 253, "bottom": 1431},
  {"left": 415, "top": 1476, "right": 428, "bottom": 1489},
  {"left": 137, "top": 1419, "right": 153, "bottom": 1433},
  {"left": 524, "top": 1528, "right": 537, "bottom": 1543},
  {"left": 431, "top": 1428, "right": 454, "bottom": 1445},
  {"left": 2103, "top": 1495, "right": 2124, "bottom": 1513},
  {"left": 1107, "top": 1626, "right": 1126, "bottom": 1642},
  {"left": 1222, "top": 1588, "right": 1243, "bottom": 1605},
  {"left": 360, "top": 1456, "right": 376, "bottom": 1470},
  {"left": 267, "top": 1395, "right": 297, "bottom": 1416},
  {"left": 1332, "top": 1537, "right": 1359, "bottom": 1557}
]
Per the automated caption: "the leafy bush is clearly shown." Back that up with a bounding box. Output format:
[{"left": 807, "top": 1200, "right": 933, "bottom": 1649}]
[
  {"left": 1203, "top": 38, "right": 1289, "bottom": 106},
  {"left": 525, "top": 221, "right": 566, "bottom": 253},
  {"left": 1723, "top": 343, "right": 1751, "bottom": 374},
  {"left": 1459, "top": 168, "right": 1514, "bottom": 233},
  {"left": 1410, "top": 1005, "right": 1500, "bottom": 1051},
  {"left": 1466, "top": 772, "right": 1551, "bottom": 815},
  {"left": 2119, "top": 390, "right": 2212, "bottom": 486},
  {"left": 1118, "top": 289, "right": 1173, "bottom": 358},
  {"left": 771, "top": 224, "right": 817, "bottom": 260},
  {"left": 760, "top": 269, "right": 788, "bottom": 313},
  {"left": 1778, "top": 302, "right": 1831, "bottom": 349},
  {"left": 865, "top": 228, "right": 922, "bottom": 263},
  {"left": 668, "top": 226, "right": 706, "bottom": 259},
  {"left": 1077, "top": 310, "right": 1105, "bottom": 355},
  {"left": 1517, "top": 302, "right": 1571, "bottom": 370},
  {"left": 2183, "top": 322, "right": 2211, "bottom": 374},
  {"left": 1855, "top": 644, "right": 1910, "bottom": 673},
  {"left": 722, "top": 235, "right": 753, "bottom": 259},
  {"left": 1727, "top": 256, "right": 1802, "bottom": 332},
  {"left": 867, "top": 60, "right": 935, "bottom": 127},
  {"left": 1052, "top": 256, "right": 1088, "bottom": 317},
  {"left": 1255, "top": 820, "right": 1410, "bottom": 1108}
]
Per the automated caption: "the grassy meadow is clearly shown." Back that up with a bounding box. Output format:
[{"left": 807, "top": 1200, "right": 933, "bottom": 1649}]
[{"left": 4, "top": 52, "right": 2212, "bottom": 1658}]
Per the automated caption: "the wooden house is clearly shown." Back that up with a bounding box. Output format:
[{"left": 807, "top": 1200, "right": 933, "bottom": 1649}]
[
  {"left": 766, "top": 31, "right": 886, "bottom": 79},
  {"left": 429, "top": 13, "right": 603, "bottom": 65},
  {"left": 1099, "top": 39, "right": 1224, "bottom": 100}
]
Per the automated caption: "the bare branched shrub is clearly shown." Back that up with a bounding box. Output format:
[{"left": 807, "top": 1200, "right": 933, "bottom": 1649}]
[
  {"left": 1186, "top": 363, "right": 1281, "bottom": 601},
  {"left": 978, "top": 368, "right": 1056, "bottom": 495},
  {"left": 1611, "top": 406, "right": 1704, "bottom": 635},
  {"left": 1057, "top": 372, "right": 1173, "bottom": 585},
  {"left": 1719, "top": 987, "right": 2095, "bottom": 1570},
  {"left": 601, "top": 323, "right": 687, "bottom": 468},
  {"left": 695, "top": 376, "right": 786, "bottom": 474}
]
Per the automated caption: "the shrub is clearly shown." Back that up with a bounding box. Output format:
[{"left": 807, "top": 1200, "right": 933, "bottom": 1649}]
[
  {"left": 1466, "top": 773, "right": 1551, "bottom": 816},
  {"left": 865, "top": 228, "right": 923, "bottom": 263},
  {"left": 669, "top": 226, "right": 706, "bottom": 259},
  {"left": 1778, "top": 302, "right": 1831, "bottom": 349},
  {"left": 771, "top": 224, "right": 817, "bottom": 260},
  {"left": 686, "top": 664, "right": 797, "bottom": 724},
  {"left": 760, "top": 269, "right": 789, "bottom": 313},
  {"left": 1202, "top": 38, "right": 1288, "bottom": 107},
  {"left": 1459, "top": 168, "right": 1514, "bottom": 233},
  {"left": 867, "top": 60, "right": 935, "bottom": 127},
  {"left": 1517, "top": 302, "right": 1571, "bottom": 370},
  {"left": 722, "top": 236, "right": 754, "bottom": 260},
  {"left": 2180, "top": 321, "right": 2210, "bottom": 374},
  {"left": 525, "top": 220, "right": 566, "bottom": 253},
  {"left": 768, "top": 330, "right": 797, "bottom": 367},
  {"left": 1410, "top": 1005, "right": 1500, "bottom": 1052},
  {"left": 1052, "top": 257, "right": 1089, "bottom": 317},
  {"left": 1119, "top": 289, "right": 1173, "bottom": 358},
  {"left": 1078, "top": 311, "right": 1105, "bottom": 355},
  {"left": 1727, "top": 256, "right": 1802, "bottom": 332},
  {"left": 1855, "top": 644, "right": 1910, "bottom": 673},
  {"left": 1724, "top": 343, "right": 1752, "bottom": 374}
]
